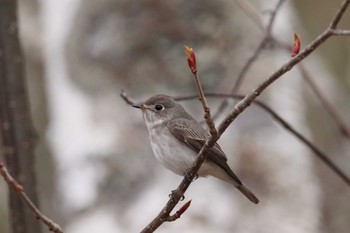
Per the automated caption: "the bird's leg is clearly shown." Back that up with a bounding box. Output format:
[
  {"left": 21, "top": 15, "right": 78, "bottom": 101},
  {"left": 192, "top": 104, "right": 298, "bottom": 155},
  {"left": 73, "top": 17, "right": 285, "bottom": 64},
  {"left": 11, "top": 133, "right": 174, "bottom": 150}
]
[
  {"left": 169, "top": 190, "right": 185, "bottom": 202},
  {"left": 184, "top": 168, "right": 198, "bottom": 182}
]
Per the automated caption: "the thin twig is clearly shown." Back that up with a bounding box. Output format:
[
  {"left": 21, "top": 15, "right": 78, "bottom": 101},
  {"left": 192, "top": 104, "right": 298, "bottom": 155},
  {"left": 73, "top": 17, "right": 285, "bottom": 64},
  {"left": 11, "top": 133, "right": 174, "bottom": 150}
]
[
  {"left": 0, "top": 161, "right": 63, "bottom": 233},
  {"left": 120, "top": 91, "right": 135, "bottom": 105},
  {"left": 299, "top": 66, "right": 350, "bottom": 139},
  {"left": 184, "top": 46, "right": 218, "bottom": 137},
  {"left": 232, "top": 38, "right": 267, "bottom": 94},
  {"left": 329, "top": 0, "right": 350, "bottom": 29},
  {"left": 330, "top": 29, "right": 350, "bottom": 36},
  {"left": 215, "top": 30, "right": 332, "bottom": 135},
  {"left": 212, "top": 0, "right": 286, "bottom": 120},
  {"left": 234, "top": 0, "right": 264, "bottom": 30},
  {"left": 277, "top": 41, "right": 350, "bottom": 140},
  {"left": 235, "top": 0, "right": 285, "bottom": 93},
  {"left": 120, "top": 89, "right": 136, "bottom": 105},
  {"left": 192, "top": 72, "right": 218, "bottom": 138},
  {"left": 176, "top": 92, "right": 350, "bottom": 186},
  {"left": 235, "top": 0, "right": 350, "bottom": 141}
]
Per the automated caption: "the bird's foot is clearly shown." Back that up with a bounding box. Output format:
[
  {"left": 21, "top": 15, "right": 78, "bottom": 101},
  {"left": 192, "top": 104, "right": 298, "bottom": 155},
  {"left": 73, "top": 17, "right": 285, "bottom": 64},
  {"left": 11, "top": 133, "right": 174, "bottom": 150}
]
[
  {"left": 169, "top": 190, "right": 185, "bottom": 202},
  {"left": 184, "top": 169, "right": 198, "bottom": 182}
]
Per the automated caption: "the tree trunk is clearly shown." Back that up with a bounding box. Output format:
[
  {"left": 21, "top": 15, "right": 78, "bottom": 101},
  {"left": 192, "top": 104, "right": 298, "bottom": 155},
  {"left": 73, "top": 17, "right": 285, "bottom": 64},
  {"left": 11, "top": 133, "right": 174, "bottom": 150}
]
[{"left": 0, "top": 0, "right": 42, "bottom": 232}]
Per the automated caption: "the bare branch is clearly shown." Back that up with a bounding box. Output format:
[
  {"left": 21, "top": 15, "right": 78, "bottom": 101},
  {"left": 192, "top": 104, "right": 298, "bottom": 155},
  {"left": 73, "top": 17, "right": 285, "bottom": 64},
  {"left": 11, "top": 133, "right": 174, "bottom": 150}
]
[
  {"left": 299, "top": 66, "right": 350, "bottom": 139},
  {"left": 214, "top": 27, "right": 333, "bottom": 137},
  {"left": 120, "top": 89, "right": 136, "bottom": 105},
  {"left": 0, "top": 161, "right": 64, "bottom": 233},
  {"left": 330, "top": 29, "right": 350, "bottom": 36},
  {"left": 192, "top": 72, "right": 218, "bottom": 137},
  {"left": 329, "top": 0, "right": 350, "bottom": 29},
  {"left": 235, "top": 0, "right": 350, "bottom": 141},
  {"left": 185, "top": 46, "right": 218, "bottom": 137},
  {"left": 234, "top": 0, "right": 264, "bottom": 30},
  {"left": 265, "top": 0, "right": 286, "bottom": 33},
  {"left": 213, "top": 0, "right": 286, "bottom": 120}
]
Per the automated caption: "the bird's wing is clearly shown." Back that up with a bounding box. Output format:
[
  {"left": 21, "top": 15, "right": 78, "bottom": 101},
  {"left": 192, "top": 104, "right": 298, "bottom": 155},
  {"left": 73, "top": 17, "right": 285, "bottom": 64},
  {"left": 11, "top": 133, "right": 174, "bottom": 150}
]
[
  {"left": 167, "top": 117, "right": 228, "bottom": 163},
  {"left": 168, "top": 118, "right": 244, "bottom": 185},
  {"left": 167, "top": 118, "right": 243, "bottom": 185}
]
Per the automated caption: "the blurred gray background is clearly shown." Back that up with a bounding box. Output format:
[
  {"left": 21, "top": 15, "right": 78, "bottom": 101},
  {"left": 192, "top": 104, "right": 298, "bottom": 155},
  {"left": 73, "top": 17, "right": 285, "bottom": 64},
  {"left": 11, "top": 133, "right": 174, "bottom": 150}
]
[{"left": 1, "top": 0, "right": 350, "bottom": 232}]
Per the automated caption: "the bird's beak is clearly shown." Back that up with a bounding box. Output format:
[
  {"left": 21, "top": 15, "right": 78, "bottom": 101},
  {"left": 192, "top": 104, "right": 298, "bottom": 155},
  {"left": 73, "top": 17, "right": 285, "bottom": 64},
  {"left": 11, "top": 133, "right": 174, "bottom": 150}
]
[{"left": 132, "top": 103, "right": 144, "bottom": 109}]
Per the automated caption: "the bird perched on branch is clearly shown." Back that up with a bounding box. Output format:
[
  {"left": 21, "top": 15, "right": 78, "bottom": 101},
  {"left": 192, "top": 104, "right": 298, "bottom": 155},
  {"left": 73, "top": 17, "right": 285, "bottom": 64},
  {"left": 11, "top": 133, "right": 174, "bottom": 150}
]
[{"left": 133, "top": 94, "right": 259, "bottom": 204}]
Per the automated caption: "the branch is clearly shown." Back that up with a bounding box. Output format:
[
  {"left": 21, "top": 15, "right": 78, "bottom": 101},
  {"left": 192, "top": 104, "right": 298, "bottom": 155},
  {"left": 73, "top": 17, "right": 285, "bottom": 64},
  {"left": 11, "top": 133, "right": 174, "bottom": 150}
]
[
  {"left": 120, "top": 89, "right": 136, "bottom": 105},
  {"left": 234, "top": 0, "right": 285, "bottom": 93},
  {"left": 234, "top": 0, "right": 264, "bottom": 30},
  {"left": 214, "top": 27, "right": 335, "bottom": 137},
  {"left": 235, "top": 0, "right": 350, "bottom": 141},
  {"left": 213, "top": 0, "right": 286, "bottom": 120},
  {"left": 329, "top": 0, "right": 350, "bottom": 29},
  {"left": 299, "top": 65, "right": 350, "bottom": 139},
  {"left": 0, "top": 161, "right": 63, "bottom": 233},
  {"left": 184, "top": 46, "right": 218, "bottom": 137},
  {"left": 176, "top": 92, "right": 350, "bottom": 186},
  {"left": 193, "top": 71, "right": 217, "bottom": 136},
  {"left": 330, "top": 29, "right": 350, "bottom": 36}
]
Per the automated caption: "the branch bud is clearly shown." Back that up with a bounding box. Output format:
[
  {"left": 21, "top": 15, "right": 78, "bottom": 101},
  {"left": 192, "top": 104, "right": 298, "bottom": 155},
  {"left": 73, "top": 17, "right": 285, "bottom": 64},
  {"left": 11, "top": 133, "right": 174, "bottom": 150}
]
[
  {"left": 292, "top": 32, "right": 301, "bottom": 57},
  {"left": 176, "top": 200, "right": 192, "bottom": 218},
  {"left": 184, "top": 45, "right": 197, "bottom": 74}
]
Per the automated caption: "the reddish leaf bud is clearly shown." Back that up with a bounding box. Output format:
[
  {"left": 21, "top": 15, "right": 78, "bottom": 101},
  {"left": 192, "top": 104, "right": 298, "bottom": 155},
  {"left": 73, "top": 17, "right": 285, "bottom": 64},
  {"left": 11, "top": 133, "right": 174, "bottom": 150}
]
[
  {"left": 292, "top": 32, "right": 301, "bottom": 57},
  {"left": 0, "top": 161, "right": 4, "bottom": 168},
  {"left": 176, "top": 200, "right": 192, "bottom": 217},
  {"left": 184, "top": 45, "right": 197, "bottom": 74},
  {"left": 16, "top": 184, "right": 24, "bottom": 191}
]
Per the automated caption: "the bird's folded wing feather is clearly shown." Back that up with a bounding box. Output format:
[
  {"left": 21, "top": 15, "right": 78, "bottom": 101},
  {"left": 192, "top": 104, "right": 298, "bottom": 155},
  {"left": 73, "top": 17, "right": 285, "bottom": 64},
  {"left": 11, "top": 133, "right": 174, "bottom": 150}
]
[
  {"left": 167, "top": 118, "right": 243, "bottom": 185},
  {"left": 167, "top": 118, "right": 235, "bottom": 171}
]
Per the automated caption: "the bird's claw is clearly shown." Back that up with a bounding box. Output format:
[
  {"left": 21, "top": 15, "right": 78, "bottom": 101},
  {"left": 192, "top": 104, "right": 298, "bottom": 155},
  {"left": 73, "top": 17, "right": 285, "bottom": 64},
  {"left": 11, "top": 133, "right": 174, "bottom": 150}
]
[
  {"left": 169, "top": 190, "right": 185, "bottom": 202},
  {"left": 184, "top": 169, "right": 198, "bottom": 182}
]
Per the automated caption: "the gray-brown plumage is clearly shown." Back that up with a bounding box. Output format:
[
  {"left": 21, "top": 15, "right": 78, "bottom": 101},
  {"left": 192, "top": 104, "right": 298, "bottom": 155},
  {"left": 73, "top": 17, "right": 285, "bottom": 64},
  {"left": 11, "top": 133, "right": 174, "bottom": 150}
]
[{"left": 133, "top": 94, "right": 259, "bottom": 204}]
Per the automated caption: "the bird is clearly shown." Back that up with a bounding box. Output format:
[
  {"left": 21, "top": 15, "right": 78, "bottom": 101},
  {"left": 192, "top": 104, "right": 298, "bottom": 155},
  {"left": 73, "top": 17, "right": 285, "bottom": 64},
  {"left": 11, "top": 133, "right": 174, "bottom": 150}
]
[{"left": 133, "top": 94, "right": 259, "bottom": 204}]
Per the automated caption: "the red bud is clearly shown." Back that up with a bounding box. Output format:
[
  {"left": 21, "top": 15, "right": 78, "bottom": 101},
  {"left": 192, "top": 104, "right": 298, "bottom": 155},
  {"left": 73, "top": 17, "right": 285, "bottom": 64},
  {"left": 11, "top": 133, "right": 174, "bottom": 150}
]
[
  {"left": 176, "top": 200, "right": 192, "bottom": 218},
  {"left": 292, "top": 32, "right": 301, "bottom": 57},
  {"left": 16, "top": 185, "right": 24, "bottom": 191},
  {"left": 184, "top": 46, "right": 197, "bottom": 74}
]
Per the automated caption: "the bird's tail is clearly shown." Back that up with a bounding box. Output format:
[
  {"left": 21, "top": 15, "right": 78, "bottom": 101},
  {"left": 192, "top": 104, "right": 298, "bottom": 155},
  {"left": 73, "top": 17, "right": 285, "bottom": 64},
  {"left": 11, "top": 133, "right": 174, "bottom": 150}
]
[
  {"left": 237, "top": 184, "right": 259, "bottom": 204},
  {"left": 205, "top": 161, "right": 259, "bottom": 204},
  {"left": 222, "top": 167, "right": 260, "bottom": 204}
]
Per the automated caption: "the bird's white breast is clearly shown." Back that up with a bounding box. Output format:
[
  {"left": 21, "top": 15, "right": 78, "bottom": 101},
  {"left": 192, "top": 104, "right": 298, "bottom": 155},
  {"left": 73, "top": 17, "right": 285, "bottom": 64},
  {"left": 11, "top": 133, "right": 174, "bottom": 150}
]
[{"left": 145, "top": 118, "right": 197, "bottom": 175}]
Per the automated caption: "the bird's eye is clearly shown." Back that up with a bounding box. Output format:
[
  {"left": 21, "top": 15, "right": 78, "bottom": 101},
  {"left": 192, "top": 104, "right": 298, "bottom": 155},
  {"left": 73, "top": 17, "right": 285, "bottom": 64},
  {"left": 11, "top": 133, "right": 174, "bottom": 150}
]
[{"left": 155, "top": 104, "right": 164, "bottom": 111}]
